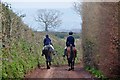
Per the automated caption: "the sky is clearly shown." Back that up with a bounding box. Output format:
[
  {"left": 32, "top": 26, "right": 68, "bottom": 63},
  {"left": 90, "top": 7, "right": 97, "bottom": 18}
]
[
  {"left": 2, "top": 0, "right": 118, "bottom": 32},
  {"left": 2, "top": 0, "right": 119, "bottom": 32},
  {"left": 2, "top": 0, "right": 83, "bottom": 32},
  {"left": 1, "top": 0, "right": 82, "bottom": 31},
  {"left": 2, "top": 0, "right": 119, "bottom": 2}
]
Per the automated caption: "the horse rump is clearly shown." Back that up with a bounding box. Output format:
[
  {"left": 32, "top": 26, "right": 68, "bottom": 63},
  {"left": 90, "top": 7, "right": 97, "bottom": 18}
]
[{"left": 66, "top": 47, "right": 77, "bottom": 58}]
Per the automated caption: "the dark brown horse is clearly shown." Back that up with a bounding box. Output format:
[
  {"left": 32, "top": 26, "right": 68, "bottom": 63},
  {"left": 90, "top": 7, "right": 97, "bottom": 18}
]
[{"left": 42, "top": 45, "right": 54, "bottom": 69}]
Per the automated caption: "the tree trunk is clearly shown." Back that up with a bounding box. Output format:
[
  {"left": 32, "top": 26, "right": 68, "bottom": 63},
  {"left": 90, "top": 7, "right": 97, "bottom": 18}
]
[{"left": 45, "top": 23, "right": 48, "bottom": 32}]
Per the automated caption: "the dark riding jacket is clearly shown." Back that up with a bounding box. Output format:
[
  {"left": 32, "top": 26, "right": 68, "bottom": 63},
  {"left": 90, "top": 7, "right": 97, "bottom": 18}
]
[
  {"left": 66, "top": 35, "right": 75, "bottom": 47},
  {"left": 43, "top": 37, "right": 52, "bottom": 46}
]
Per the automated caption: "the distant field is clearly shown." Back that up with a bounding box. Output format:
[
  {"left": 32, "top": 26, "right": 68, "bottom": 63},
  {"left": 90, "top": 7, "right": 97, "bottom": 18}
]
[{"left": 47, "top": 32, "right": 81, "bottom": 39}]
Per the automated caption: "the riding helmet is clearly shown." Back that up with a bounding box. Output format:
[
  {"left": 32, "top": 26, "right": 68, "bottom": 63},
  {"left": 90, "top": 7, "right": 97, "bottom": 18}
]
[
  {"left": 46, "top": 35, "right": 49, "bottom": 38},
  {"left": 69, "top": 31, "right": 73, "bottom": 35}
]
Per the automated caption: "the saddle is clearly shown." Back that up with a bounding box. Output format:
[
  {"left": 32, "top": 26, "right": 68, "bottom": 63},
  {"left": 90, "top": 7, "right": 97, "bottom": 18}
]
[
  {"left": 43, "top": 45, "right": 54, "bottom": 51},
  {"left": 42, "top": 45, "right": 54, "bottom": 56}
]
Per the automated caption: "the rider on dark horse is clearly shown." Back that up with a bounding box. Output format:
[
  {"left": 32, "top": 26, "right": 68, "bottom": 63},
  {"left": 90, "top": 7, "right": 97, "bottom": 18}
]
[
  {"left": 63, "top": 32, "right": 77, "bottom": 71},
  {"left": 42, "top": 35, "right": 54, "bottom": 69}
]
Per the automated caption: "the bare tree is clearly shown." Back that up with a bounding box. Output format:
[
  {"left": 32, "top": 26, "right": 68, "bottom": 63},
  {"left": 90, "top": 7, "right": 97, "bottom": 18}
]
[
  {"left": 35, "top": 9, "right": 62, "bottom": 32},
  {"left": 73, "top": 2, "right": 82, "bottom": 16}
]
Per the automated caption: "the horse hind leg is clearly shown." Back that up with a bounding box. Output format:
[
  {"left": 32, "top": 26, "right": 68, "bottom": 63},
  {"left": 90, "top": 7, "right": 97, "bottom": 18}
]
[
  {"left": 46, "top": 61, "right": 50, "bottom": 69},
  {"left": 66, "top": 57, "right": 70, "bottom": 67},
  {"left": 68, "top": 59, "right": 70, "bottom": 66},
  {"left": 68, "top": 58, "right": 72, "bottom": 71},
  {"left": 71, "top": 60, "right": 74, "bottom": 70},
  {"left": 49, "top": 61, "right": 51, "bottom": 66},
  {"left": 68, "top": 62, "right": 72, "bottom": 71}
]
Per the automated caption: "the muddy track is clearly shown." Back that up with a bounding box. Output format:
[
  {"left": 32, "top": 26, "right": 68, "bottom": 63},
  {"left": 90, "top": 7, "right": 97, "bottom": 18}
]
[{"left": 25, "top": 64, "right": 94, "bottom": 79}]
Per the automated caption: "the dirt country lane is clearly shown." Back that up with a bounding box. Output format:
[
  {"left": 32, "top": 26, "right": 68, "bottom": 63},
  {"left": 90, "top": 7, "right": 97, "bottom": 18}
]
[{"left": 25, "top": 64, "right": 94, "bottom": 79}]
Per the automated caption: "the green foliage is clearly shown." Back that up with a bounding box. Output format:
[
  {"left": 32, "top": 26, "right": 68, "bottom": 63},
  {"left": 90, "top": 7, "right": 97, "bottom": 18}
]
[
  {"left": 2, "top": 39, "right": 41, "bottom": 78},
  {"left": 53, "top": 32, "right": 67, "bottom": 39},
  {"left": 52, "top": 44, "right": 67, "bottom": 66},
  {"left": 83, "top": 39, "right": 96, "bottom": 67},
  {"left": 52, "top": 32, "right": 80, "bottom": 39},
  {"left": 2, "top": 37, "right": 70, "bottom": 78},
  {"left": 85, "top": 66, "right": 106, "bottom": 79},
  {"left": 73, "top": 33, "right": 81, "bottom": 39}
]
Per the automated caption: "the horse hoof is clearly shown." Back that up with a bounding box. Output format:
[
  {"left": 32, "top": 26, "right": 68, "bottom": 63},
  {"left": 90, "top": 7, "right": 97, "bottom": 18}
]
[
  {"left": 68, "top": 68, "right": 72, "bottom": 71},
  {"left": 72, "top": 68, "right": 74, "bottom": 71},
  {"left": 47, "top": 67, "right": 50, "bottom": 69}
]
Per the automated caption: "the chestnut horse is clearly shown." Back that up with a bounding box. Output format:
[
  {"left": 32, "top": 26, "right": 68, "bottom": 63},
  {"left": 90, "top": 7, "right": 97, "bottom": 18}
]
[{"left": 66, "top": 45, "right": 77, "bottom": 71}]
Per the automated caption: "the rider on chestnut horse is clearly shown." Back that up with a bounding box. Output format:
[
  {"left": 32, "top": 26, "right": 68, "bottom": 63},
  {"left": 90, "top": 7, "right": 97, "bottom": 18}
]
[{"left": 63, "top": 32, "right": 77, "bottom": 71}]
